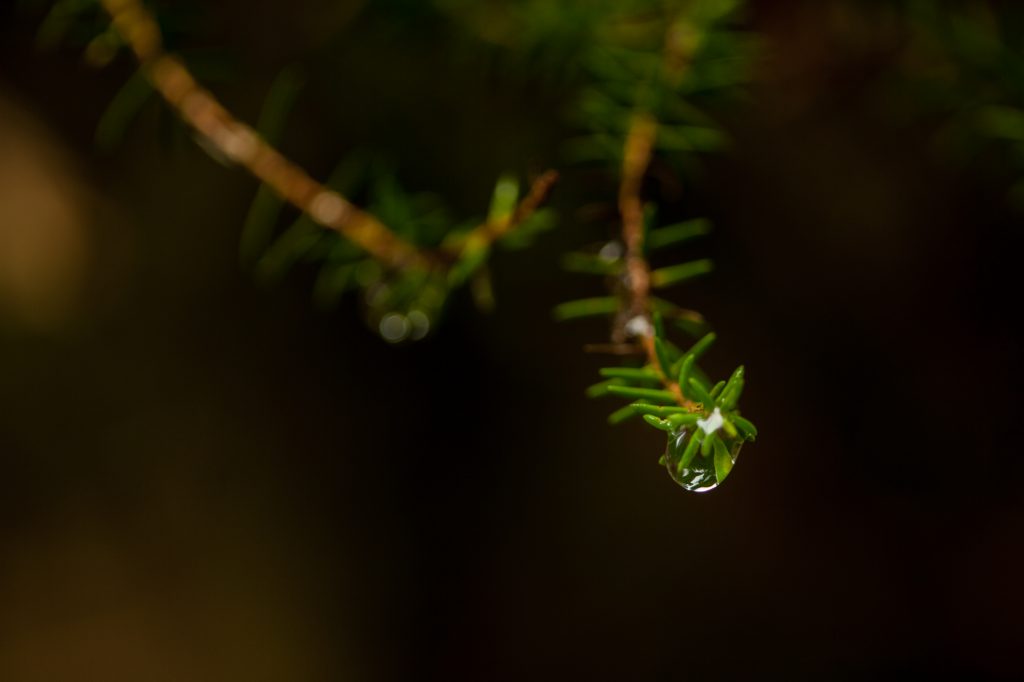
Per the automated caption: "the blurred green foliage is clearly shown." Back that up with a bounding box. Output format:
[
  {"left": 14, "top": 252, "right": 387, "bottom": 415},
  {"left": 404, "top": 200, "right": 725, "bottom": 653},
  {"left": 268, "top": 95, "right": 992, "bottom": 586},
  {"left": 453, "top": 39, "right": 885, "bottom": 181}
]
[{"left": 902, "top": 0, "right": 1024, "bottom": 206}]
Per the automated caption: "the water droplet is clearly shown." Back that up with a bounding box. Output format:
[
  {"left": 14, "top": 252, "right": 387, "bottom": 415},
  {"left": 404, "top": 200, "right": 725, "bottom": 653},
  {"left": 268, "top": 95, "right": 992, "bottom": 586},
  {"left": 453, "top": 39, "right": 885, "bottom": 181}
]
[
  {"left": 599, "top": 241, "right": 624, "bottom": 262},
  {"left": 407, "top": 309, "right": 431, "bottom": 340},
  {"left": 624, "top": 315, "right": 653, "bottom": 339},
  {"left": 663, "top": 427, "right": 742, "bottom": 493},
  {"left": 379, "top": 312, "right": 411, "bottom": 343}
]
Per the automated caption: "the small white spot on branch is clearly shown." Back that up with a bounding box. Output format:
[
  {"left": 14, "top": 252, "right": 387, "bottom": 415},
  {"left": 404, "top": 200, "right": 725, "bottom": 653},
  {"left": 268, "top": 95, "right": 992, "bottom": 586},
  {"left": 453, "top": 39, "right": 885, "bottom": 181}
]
[
  {"left": 311, "top": 192, "right": 350, "bottom": 226},
  {"left": 217, "top": 124, "right": 259, "bottom": 164},
  {"left": 625, "top": 315, "right": 653, "bottom": 339}
]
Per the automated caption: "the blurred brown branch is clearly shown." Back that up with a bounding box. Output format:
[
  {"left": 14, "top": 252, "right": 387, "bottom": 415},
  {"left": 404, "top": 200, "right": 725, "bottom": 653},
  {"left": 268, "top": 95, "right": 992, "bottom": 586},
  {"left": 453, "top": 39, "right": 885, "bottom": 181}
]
[
  {"left": 99, "top": 0, "right": 556, "bottom": 274},
  {"left": 613, "top": 16, "right": 701, "bottom": 412}
]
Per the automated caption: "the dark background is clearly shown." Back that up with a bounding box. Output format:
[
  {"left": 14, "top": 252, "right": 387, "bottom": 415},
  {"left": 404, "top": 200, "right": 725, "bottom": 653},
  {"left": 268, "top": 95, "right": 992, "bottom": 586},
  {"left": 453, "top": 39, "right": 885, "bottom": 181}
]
[{"left": 1, "top": 1, "right": 1022, "bottom": 680}]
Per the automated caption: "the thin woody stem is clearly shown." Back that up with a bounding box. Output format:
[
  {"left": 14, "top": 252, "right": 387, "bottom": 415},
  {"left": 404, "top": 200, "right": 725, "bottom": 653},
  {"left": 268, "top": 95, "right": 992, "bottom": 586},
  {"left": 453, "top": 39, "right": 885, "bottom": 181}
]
[
  {"left": 613, "top": 14, "right": 702, "bottom": 413},
  {"left": 99, "top": 0, "right": 555, "bottom": 272},
  {"left": 618, "top": 114, "right": 697, "bottom": 410},
  {"left": 619, "top": 113, "right": 657, "bottom": 324},
  {"left": 445, "top": 170, "right": 560, "bottom": 256}
]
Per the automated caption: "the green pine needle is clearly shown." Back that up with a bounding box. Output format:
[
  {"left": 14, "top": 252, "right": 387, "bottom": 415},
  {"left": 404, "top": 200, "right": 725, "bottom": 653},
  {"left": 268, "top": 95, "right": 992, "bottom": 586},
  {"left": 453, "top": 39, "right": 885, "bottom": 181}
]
[
  {"left": 553, "top": 297, "right": 619, "bottom": 321},
  {"left": 651, "top": 259, "right": 714, "bottom": 288},
  {"left": 607, "top": 385, "right": 678, "bottom": 403},
  {"left": 646, "top": 218, "right": 712, "bottom": 251}
]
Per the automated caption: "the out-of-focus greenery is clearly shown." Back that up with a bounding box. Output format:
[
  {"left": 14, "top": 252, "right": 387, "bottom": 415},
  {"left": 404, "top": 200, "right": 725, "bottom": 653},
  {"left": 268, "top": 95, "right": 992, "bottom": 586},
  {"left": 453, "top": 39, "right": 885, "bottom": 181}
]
[{"left": 901, "top": 0, "right": 1024, "bottom": 207}]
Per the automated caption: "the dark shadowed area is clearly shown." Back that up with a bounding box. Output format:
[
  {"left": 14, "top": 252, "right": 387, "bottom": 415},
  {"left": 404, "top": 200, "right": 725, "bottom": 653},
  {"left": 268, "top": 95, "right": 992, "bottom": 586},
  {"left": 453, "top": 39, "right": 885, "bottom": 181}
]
[{"left": 1, "top": 1, "right": 1022, "bottom": 680}]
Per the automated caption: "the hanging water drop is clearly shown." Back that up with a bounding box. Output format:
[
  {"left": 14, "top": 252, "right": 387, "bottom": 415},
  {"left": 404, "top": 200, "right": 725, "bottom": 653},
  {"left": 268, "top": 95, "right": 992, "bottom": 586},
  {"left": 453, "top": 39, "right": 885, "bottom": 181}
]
[
  {"left": 599, "top": 240, "right": 624, "bottom": 262},
  {"left": 379, "top": 312, "right": 411, "bottom": 343},
  {"left": 407, "top": 309, "right": 431, "bottom": 341},
  {"left": 663, "top": 426, "right": 742, "bottom": 493}
]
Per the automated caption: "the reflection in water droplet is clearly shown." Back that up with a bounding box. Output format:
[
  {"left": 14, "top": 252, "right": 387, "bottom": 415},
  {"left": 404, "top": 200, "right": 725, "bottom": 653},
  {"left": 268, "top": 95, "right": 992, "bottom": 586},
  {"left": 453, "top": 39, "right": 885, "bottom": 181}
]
[
  {"left": 379, "top": 312, "right": 411, "bottom": 343},
  {"left": 663, "top": 427, "right": 742, "bottom": 493},
  {"left": 408, "top": 310, "right": 430, "bottom": 341}
]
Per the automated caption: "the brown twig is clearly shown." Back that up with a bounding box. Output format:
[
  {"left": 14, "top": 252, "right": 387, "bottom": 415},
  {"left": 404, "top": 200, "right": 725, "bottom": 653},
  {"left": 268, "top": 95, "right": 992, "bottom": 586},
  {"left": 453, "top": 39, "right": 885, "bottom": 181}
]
[
  {"left": 99, "top": 0, "right": 555, "bottom": 274},
  {"left": 442, "top": 168, "right": 565, "bottom": 260},
  {"left": 618, "top": 113, "right": 658, "bottom": 327},
  {"left": 444, "top": 170, "right": 560, "bottom": 256},
  {"left": 612, "top": 16, "right": 701, "bottom": 412}
]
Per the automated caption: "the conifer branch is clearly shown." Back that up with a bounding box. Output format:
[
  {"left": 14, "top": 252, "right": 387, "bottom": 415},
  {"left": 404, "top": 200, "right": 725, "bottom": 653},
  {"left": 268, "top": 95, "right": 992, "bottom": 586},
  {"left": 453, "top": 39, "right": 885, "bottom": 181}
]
[
  {"left": 443, "top": 170, "right": 560, "bottom": 257},
  {"left": 98, "top": 0, "right": 556, "bottom": 273},
  {"left": 560, "top": 0, "right": 757, "bottom": 489},
  {"left": 616, "top": 113, "right": 695, "bottom": 410},
  {"left": 47, "top": 0, "right": 755, "bottom": 491},
  {"left": 618, "top": 114, "right": 657, "bottom": 327},
  {"left": 612, "top": 16, "right": 704, "bottom": 413}
]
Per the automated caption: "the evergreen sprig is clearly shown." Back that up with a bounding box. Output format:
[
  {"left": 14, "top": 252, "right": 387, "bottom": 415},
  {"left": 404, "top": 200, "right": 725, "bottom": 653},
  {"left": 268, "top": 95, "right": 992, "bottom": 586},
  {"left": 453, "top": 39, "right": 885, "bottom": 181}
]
[
  {"left": 29, "top": 0, "right": 759, "bottom": 489},
  {"left": 555, "top": 0, "right": 758, "bottom": 491},
  {"left": 43, "top": 0, "right": 559, "bottom": 342}
]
